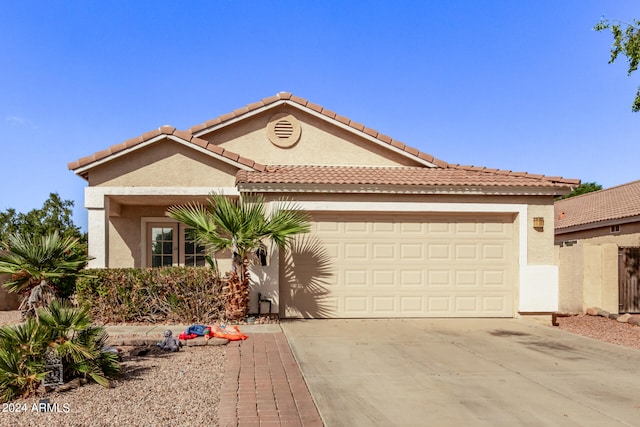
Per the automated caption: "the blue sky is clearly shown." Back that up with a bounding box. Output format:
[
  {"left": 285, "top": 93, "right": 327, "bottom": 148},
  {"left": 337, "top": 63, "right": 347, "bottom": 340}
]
[{"left": 1, "top": 1, "right": 639, "bottom": 231}]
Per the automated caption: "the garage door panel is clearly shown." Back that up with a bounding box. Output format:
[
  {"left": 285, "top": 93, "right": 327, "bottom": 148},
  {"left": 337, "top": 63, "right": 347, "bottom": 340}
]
[
  {"left": 282, "top": 213, "right": 516, "bottom": 318},
  {"left": 455, "top": 244, "right": 478, "bottom": 259},
  {"left": 372, "top": 270, "right": 395, "bottom": 286},
  {"left": 372, "top": 296, "right": 395, "bottom": 313}
]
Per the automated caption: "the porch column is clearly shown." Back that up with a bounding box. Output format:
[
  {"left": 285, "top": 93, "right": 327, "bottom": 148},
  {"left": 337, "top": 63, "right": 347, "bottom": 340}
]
[{"left": 85, "top": 188, "right": 107, "bottom": 268}]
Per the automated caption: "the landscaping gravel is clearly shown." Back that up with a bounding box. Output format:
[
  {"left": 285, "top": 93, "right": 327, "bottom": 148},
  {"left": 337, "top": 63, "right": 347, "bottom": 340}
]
[
  {"left": 0, "top": 311, "right": 226, "bottom": 427},
  {"left": 0, "top": 309, "right": 639, "bottom": 426},
  {"left": 554, "top": 314, "right": 640, "bottom": 350}
]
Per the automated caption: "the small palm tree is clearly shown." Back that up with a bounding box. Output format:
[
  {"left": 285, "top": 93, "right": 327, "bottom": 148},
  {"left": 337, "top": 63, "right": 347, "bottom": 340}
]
[
  {"left": 167, "top": 193, "right": 310, "bottom": 320},
  {"left": 0, "top": 231, "right": 91, "bottom": 318},
  {"left": 0, "top": 300, "right": 120, "bottom": 402}
]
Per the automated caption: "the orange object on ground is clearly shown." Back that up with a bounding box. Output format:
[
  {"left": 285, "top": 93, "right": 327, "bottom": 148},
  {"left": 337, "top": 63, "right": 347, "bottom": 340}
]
[{"left": 211, "top": 325, "right": 248, "bottom": 341}]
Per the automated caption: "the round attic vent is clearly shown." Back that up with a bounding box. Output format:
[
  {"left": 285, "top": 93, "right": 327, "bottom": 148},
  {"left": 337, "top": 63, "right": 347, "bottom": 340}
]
[{"left": 267, "top": 113, "right": 301, "bottom": 148}]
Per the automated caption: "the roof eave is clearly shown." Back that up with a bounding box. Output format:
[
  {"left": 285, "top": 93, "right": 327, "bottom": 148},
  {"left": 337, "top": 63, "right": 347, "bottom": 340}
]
[
  {"left": 555, "top": 214, "right": 640, "bottom": 234},
  {"left": 70, "top": 134, "right": 259, "bottom": 177},
  {"left": 236, "top": 183, "right": 567, "bottom": 196}
]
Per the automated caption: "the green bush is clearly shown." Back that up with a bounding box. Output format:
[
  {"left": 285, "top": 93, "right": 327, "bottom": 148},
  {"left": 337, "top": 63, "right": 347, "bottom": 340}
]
[
  {"left": 0, "top": 300, "right": 120, "bottom": 402},
  {"left": 76, "top": 267, "right": 225, "bottom": 324}
]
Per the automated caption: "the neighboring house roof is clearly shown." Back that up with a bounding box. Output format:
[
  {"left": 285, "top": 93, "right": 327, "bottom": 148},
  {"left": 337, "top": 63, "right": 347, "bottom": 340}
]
[
  {"left": 236, "top": 165, "right": 577, "bottom": 192},
  {"left": 555, "top": 179, "right": 640, "bottom": 231},
  {"left": 69, "top": 92, "right": 579, "bottom": 190}
]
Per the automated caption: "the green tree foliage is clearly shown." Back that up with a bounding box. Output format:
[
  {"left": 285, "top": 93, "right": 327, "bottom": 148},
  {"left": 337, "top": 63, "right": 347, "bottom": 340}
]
[
  {"left": 167, "top": 193, "right": 310, "bottom": 320},
  {"left": 0, "top": 300, "right": 120, "bottom": 402},
  {"left": 594, "top": 18, "right": 640, "bottom": 111},
  {"left": 557, "top": 182, "right": 603, "bottom": 200},
  {"left": 0, "top": 232, "right": 91, "bottom": 314},
  {"left": 0, "top": 193, "right": 84, "bottom": 250}
]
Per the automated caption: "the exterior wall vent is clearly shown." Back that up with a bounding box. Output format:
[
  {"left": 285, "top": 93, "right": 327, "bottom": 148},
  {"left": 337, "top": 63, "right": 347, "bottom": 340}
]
[{"left": 267, "top": 113, "right": 301, "bottom": 148}]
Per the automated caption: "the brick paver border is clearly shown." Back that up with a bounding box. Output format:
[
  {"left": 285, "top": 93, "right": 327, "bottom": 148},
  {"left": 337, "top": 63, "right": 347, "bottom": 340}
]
[{"left": 218, "top": 333, "right": 323, "bottom": 426}]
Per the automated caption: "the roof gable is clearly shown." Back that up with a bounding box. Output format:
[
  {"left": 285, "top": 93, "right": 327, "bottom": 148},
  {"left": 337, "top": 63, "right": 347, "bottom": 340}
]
[
  {"left": 68, "top": 126, "right": 265, "bottom": 180},
  {"left": 188, "top": 93, "right": 446, "bottom": 168},
  {"left": 69, "top": 92, "right": 579, "bottom": 190}
]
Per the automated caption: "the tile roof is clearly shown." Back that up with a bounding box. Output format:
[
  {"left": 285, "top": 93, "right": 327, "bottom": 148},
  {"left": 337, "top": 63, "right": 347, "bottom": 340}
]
[
  {"left": 68, "top": 125, "right": 266, "bottom": 177},
  {"left": 69, "top": 92, "right": 579, "bottom": 188},
  {"left": 187, "top": 92, "right": 449, "bottom": 168},
  {"left": 555, "top": 179, "right": 640, "bottom": 230},
  {"left": 236, "top": 165, "right": 577, "bottom": 190}
]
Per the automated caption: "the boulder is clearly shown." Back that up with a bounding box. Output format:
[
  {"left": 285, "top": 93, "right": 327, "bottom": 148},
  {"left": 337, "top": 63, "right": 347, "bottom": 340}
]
[
  {"left": 617, "top": 313, "right": 632, "bottom": 323},
  {"left": 585, "top": 307, "right": 601, "bottom": 316},
  {"left": 628, "top": 316, "right": 640, "bottom": 326},
  {"left": 598, "top": 310, "right": 610, "bottom": 318},
  {"left": 609, "top": 313, "right": 619, "bottom": 320}
]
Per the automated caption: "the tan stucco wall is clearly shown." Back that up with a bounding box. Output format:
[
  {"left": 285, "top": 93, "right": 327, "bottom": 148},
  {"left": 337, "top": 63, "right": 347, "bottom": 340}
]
[
  {"left": 557, "top": 242, "right": 619, "bottom": 313},
  {"left": 89, "top": 139, "right": 238, "bottom": 187},
  {"left": 108, "top": 205, "right": 167, "bottom": 267},
  {"left": 201, "top": 106, "right": 423, "bottom": 167},
  {"left": 527, "top": 202, "right": 555, "bottom": 265},
  {"left": 556, "top": 223, "right": 640, "bottom": 246}
]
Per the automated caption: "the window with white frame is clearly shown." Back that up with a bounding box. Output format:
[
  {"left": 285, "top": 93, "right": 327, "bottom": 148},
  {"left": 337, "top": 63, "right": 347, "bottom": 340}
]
[{"left": 146, "top": 222, "right": 206, "bottom": 267}]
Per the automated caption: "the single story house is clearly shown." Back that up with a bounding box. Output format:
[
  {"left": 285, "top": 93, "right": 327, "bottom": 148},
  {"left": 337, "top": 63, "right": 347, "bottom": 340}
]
[
  {"left": 555, "top": 180, "right": 640, "bottom": 313},
  {"left": 69, "top": 92, "right": 579, "bottom": 319}
]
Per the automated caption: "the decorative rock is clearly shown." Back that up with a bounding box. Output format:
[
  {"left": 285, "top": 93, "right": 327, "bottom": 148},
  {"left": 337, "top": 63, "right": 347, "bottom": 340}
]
[
  {"left": 586, "top": 307, "right": 601, "bottom": 316},
  {"left": 598, "top": 310, "right": 610, "bottom": 318},
  {"left": 628, "top": 316, "right": 640, "bottom": 326},
  {"left": 617, "top": 313, "right": 632, "bottom": 323},
  {"left": 609, "top": 313, "right": 619, "bottom": 320},
  {"left": 120, "top": 338, "right": 160, "bottom": 346},
  {"left": 183, "top": 337, "right": 229, "bottom": 347}
]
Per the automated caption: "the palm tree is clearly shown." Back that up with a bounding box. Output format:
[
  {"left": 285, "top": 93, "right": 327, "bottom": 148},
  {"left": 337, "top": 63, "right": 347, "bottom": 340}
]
[
  {"left": 167, "top": 193, "right": 310, "bottom": 320},
  {"left": 0, "top": 300, "right": 119, "bottom": 402},
  {"left": 0, "top": 231, "right": 91, "bottom": 318}
]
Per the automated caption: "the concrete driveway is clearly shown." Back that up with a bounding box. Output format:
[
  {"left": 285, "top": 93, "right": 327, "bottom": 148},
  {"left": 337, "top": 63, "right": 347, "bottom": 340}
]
[{"left": 281, "top": 318, "right": 640, "bottom": 427}]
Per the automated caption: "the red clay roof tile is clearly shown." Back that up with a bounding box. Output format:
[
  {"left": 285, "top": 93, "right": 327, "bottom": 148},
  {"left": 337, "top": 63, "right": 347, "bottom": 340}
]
[
  {"left": 262, "top": 94, "right": 281, "bottom": 105},
  {"left": 306, "top": 102, "right": 323, "bottom": 113},
  {"left": 204, "top": 117, "right": 222, "bottom": 127},
  {"left": 334, "top": 114, "right": 350, "bottom": 125},
  {"left": 405, "top": 146, "right": 419, "bottom": 156},
  {"left": 246, "top": 101, "right": 265, "bottom": 110},
  {"left": 173, "top": 129, "right": 193, "bottom": 141},
  {"left": 320, "top": 108, "right": 337, "bottom": 119},
  {"left": 69, "top": 93, "right": 578, "bottom": 187},
  {"left": 555, "top": 180, "right": 640, "bottom": 230},
  {"left": 235, "top": 165, "right": 577, "bottom": 190},
  {"left": 349, "top": 121, "right": 365, "bottom": 131},
  {"left": 218, "top": 112, "right": 236, "bottom": 122},
  {"left": 363, "top": 127, "right": 378, "bottom": 137},
  {"left": 377, "top": 133, "right": 392, "bottom": 144},
  {"left": 289, "top": 95, "right": 307, "bottom": 105},
  {"left": 68, "top": 126, "right": 265, "bottom": 174}
]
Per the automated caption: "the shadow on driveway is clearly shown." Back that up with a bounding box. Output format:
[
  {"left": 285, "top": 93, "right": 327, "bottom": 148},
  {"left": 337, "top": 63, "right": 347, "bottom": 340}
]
[{"left": 282, "top": 318, "right": 640, "bottom": 427}]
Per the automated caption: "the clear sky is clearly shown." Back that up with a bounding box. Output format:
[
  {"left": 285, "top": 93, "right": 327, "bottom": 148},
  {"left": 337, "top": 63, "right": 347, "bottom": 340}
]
[{"left": 1, "top": 1, "right": 639, "bottom": 231}]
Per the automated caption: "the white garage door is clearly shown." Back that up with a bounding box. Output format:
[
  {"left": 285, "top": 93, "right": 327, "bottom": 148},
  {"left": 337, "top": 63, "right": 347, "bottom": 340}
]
[{"left": 281, "top": 212, "right": 516, "bottom": 318}]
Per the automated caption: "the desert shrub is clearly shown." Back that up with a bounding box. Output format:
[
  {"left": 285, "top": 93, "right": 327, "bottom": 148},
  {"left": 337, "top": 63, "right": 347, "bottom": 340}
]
[
  {"left": 0, "top": 300, "right": 120, "bottom": 402},
  {"left": 75, "top": 267, "right": 225, "bottom": 324}
]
